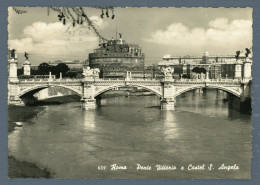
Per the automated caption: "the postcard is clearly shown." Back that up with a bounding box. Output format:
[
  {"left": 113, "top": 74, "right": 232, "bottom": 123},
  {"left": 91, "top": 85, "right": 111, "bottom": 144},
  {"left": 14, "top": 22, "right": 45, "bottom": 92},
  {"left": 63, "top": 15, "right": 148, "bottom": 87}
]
[{"left": 7, "top": 6, "right": 253, "bottom": 179}]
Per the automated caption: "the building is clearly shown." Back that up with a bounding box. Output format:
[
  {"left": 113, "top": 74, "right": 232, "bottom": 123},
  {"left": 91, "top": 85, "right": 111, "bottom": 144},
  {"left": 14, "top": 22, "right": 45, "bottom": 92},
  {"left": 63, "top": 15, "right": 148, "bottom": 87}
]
[
  {"left": 89, "top": 35, "right": 145, "bottom": 78},
  {"left": 158, "top": 52, "right": 252, "bottom": 79}
]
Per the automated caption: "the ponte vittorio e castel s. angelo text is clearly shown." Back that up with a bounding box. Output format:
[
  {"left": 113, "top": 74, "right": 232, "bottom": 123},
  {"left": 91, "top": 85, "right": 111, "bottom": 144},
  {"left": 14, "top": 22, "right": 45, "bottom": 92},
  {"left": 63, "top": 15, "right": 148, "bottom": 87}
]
[{"left": 8, "top": 54, "right": 252, "bottom": 110}]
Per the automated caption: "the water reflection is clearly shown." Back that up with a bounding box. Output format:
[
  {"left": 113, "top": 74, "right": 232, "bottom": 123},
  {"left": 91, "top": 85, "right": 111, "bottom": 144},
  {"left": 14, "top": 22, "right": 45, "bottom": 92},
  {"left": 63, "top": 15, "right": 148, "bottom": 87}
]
[
  {"left": 176, "top": 89, "right": 231, "bottom": 118},
  {"left": 83, "top": 110, "right": 96, "bottom": 130},
  {"left": 161, "top": 111, "right": 179, "bottom": 140}
]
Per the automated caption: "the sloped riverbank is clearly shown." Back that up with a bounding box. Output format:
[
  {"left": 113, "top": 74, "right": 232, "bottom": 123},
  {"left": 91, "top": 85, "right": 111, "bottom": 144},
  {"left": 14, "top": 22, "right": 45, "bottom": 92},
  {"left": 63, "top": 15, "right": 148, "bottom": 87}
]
[
  {"left": 8, "top": 105, "right": 54, "bottom": 178},
  {"left": 8, "top": 155, "right": 53, "bottom": 178},
  {"left": 8, "top": 105, "right": 45, "bottom": 132}
]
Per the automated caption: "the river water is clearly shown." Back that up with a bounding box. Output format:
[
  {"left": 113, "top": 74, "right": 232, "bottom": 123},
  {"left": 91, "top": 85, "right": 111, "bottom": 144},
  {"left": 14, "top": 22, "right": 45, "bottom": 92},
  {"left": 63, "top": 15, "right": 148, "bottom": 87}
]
[{"left": 8, "top": 89, "right": 251, "bottom": 179}]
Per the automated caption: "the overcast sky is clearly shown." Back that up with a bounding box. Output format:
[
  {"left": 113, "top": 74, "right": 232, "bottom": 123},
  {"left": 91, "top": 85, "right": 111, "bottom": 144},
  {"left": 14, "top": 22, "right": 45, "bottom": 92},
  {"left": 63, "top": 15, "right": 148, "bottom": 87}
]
[{"left": 8, "top": 7, "right": 252, "bottom": 65}]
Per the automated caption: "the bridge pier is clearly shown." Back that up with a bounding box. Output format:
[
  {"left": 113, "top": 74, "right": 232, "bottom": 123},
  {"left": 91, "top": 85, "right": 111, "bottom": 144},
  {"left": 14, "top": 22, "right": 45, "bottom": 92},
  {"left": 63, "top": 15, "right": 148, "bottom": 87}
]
[
  {"left": 228, "top": 94, "right": 252, "bottom": 114},
  {"left": 8, "top": 96, "right": 24, "bottom": 106},
  {"left": 9, "top": 94, "right": 37, "bottom": 106},
  {"left": 96, "top": 96, "right": 102, "bottom": 107},
  {"left": 160, "top": 98, "right": 175, "bottom": 110},
  {"left": 81, "top": 98, "right": 97, "bottom": 110}
]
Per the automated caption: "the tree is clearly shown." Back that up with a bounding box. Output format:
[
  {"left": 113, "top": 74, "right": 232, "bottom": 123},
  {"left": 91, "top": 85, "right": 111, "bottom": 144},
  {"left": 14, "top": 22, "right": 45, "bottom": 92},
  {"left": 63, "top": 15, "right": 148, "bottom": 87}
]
[
  {"left": 17, "top": 68, "right": 23, "bottom": 76},
  {"left": 31, "top": 69, "right": 38, "bottom": 75},
  {"left": 38, "top": 62, "right": 50, "bottom": 75},
  {"left": 192, "top": 67, "right": 206, "bottom": 74},
  {"left": 50, "top": 65, "right": 58, "bottom": 76},
  {"left": 55, "top": 63, "right": 70, "bottom": 77}
]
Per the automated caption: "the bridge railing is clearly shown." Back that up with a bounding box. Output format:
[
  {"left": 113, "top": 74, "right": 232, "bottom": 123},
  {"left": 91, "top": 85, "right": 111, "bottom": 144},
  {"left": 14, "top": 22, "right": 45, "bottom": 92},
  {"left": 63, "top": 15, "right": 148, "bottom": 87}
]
[
  {"left": 18, "top": 77, "right": 246, "bottom": 84},
  {"left": 19, "top": 78, "right": 83, "bottom": 82},
  {"left": 94, "top": 78, "right": 159, "bottom": 82},
  {"left": 175, "top": 78, "right": 242, "bottom": 84}
]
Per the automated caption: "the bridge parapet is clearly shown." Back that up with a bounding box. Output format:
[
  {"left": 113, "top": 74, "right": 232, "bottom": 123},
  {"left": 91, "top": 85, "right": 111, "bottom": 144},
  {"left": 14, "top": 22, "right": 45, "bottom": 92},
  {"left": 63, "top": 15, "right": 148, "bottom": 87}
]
[
  {"left": 19, "top": 78, "right": 83, "bottom": 82},
  {"left": 176, "top": 78, "right": 242, "bottom": 83},
  {"left": 17, "top": 77, "right": 249, "bottom": 84}
]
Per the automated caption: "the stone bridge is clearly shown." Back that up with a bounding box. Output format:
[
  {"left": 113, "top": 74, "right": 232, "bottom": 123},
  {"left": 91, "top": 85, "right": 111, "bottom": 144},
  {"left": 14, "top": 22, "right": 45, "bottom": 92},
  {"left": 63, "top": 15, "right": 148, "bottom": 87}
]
[
  {"left": 8, "top": 77, "right": 249, "bottom": 110},
  {"left": 8, "top": 54, "right": 252, "bottom": 110}
]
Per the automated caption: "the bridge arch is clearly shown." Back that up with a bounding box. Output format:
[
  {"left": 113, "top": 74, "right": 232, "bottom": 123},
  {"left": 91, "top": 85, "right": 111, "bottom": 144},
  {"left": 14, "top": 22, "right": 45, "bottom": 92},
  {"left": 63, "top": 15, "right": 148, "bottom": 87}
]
[
  {"left": 19, "top": 84, "right": 82, "bottom": 98},
  {"left": 174, "top": 84, "right": 242, "bottom": 98},
  {"left": 94, "top": 84, "right": 163, "bottom": 98}
]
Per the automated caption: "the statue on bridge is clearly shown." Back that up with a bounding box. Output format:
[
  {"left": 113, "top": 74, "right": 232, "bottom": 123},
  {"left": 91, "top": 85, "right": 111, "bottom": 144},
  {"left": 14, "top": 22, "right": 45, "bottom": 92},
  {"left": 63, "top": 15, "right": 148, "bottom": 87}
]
[
  {"left": 24, "top": 52, "right": 29, "bottom": 60},
  {"left": 245, "top": 48, "right": 251, "bottom": 58},
  {"left": 82, "top": 67, "right": 100, "bottom": 78},
  {"left": 10, "top": 49, "right": 16, "bottom": 59},
  {"left": 92, "top": 68, "right": 100, "bottom": 75},
  {"left": 161, "top": 67, "right": 174, "bottom": 79},
  {"left": 235, "top": 50, "right": 242, "bottom": 61}
]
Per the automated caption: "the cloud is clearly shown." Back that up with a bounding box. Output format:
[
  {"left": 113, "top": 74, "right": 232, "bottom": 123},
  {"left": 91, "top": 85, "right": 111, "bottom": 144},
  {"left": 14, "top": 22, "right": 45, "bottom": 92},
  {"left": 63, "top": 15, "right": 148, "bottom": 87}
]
[
  {"left": 144, "top": 18, "right": 252, "bottom": 55},
  {"left": 90, "top": 16, "right": 108, "bottom": 29},
  {"left": 9, "top": 38, "right": 33, "bottom": 52},
  {"left": 8, "top": 18, "right": 106, "bottom": 62}
]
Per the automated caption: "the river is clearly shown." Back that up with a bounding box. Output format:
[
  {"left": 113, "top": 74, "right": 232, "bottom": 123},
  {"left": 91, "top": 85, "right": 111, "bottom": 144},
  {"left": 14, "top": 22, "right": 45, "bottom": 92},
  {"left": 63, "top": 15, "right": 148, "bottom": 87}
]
[{"left": 8, "top": 89, "right": 251, "bottom": 179}]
